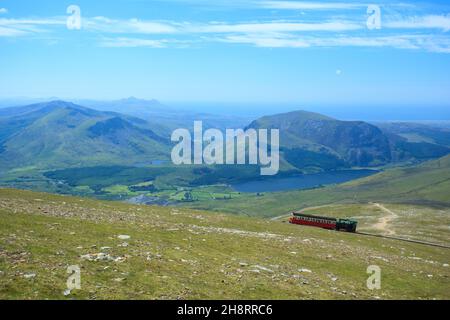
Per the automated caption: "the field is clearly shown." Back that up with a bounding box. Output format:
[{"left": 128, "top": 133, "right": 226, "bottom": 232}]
[{"left": 0, "top": 188, "right": 449, "bottom": 300}]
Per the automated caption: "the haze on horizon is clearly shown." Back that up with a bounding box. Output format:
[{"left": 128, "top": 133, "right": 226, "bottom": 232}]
[{"left": 1, "top": 0, "right": 450, "bottom": 116}]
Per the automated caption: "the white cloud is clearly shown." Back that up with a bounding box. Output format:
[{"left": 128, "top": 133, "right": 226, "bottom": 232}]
[
  {"left": 221, "top": 33, "right": 450, "bottom": 53},
  {"left": 0, "top": 26, "right": 28, "bottom": 37},
  {"left": 260, "top": 1, "right": 365, "bottom": 10},
  {"left": 386, "top": 15, "right": 450, "bottom": 32},
  {"left": 84, "top": 17, "right": 178, "bottom": 34},
  {"left": 222, "top": 34, "right": 310, "bottom": 47},
  {"left": 0, "top": 18, "right": 65, "bottom": 26},
  {"left": 83, "top": 17, "right": 362, "bottom": 34},
  {"left": 192, "top": 21, "right": 362, "bottom": 33},
  {"left": 1, "top": 10, "right": 450, "bottom": 54},
  {"left": 0, "top": 17, "right": 65, "bottom": 37},
  {"left": 0, "top": 8, "right": 7, "bottom": 14},
  {"left": 0, "top": 15, "right": 363, "bottom": 40},
  {"left": 99, "top": 37, "right": 168, "bottom": 48}
]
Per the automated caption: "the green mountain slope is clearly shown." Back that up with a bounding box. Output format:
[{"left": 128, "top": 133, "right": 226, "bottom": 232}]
[
  {"left": 0, "top": 101, "right": 170, "bottom": 170},
  {"left": 248, "top": 111, "right": 450, "bottom": 172},
  {"left": 248, "top": 111, "right": 392, "bottom": 170},
  {"left": 0, "top": 188, "right": 448, "bottom": 299}
]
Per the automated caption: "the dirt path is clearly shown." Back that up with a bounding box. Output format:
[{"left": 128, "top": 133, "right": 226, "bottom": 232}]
[{"left": 372, "top": 203, "right": 398, "bottom": 235}]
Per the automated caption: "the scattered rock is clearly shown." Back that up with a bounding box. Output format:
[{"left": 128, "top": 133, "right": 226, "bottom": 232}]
[
  {"left": 298, "top": 268, "right": 312, "bottom": 273},
  {"left": 328, "top": 274, "right": 338, "bottom": 282},
  {"left": 114, "top": 257, "right": 127, "bottom": 263},
  {"left": 81, "top": 253, "right": 114, "bottom": 262},
  {"left": 253, "top": 265, "right": 274, "bottom": 273},
  {"left": 371, "top": 256, "right": 389, "bottom": 263},
  {"left": 239, "top": 262, "right": 248, "bottom": 267},
  {"left": 63, "top": 289, "right": 71, "bottom": 296},
  {"left": 23, "top": 273, "right": 36, "bottom": 279},
  {"left": 409, "top": 256, "right": 422, "bottom": 261},
  {"left": 118, "top": 235, "right": 131, "bottom": 240}
]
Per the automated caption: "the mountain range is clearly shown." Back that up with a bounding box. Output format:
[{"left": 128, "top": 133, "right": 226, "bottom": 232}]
[
  {"left": 0, "top": 100, "right": 449, "bottom": 173},
  {"left": 73, "top": 97, "right": 252, "bottom": 131}
]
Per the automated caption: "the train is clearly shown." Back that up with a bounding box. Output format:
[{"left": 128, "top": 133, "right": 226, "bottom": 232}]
[{"left": 289, "top": 212, "right": 358, "bottom": 233}]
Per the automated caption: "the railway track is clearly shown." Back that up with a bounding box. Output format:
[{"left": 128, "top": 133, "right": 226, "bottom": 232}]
[
  {"left": 275, "top": 206, "right": 450, "bottom": 249},
  {"left": 355, "top": 231, "right": 450, "bottom": 249},
  {"left": 275, "top": 216, "right": 450, "bottom": 249}
]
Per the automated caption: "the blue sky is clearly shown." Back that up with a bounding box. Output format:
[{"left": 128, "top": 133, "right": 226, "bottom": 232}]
[{"left": 1, "top": 0, "right": 450, "bottom": 111}]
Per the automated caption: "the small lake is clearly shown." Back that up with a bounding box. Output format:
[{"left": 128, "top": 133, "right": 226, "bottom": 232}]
[{"left": 231, "top": 169, "right": 378, "bottom": 193}]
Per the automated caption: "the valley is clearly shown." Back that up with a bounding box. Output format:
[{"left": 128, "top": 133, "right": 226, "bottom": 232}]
[{"left": 1, "top": 100, "right": 449, "bottom": 215}]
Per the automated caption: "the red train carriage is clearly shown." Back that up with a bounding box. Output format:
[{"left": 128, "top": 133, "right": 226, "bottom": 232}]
[
  {"left": 289, "top": 212, "right": 357, "bottom": 233},
  {"left": 289, "top": 213, "right": 337, "bottom": 230}
]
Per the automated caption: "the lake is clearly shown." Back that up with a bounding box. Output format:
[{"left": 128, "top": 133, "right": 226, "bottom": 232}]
[{"left": 231, "top": 169, "right": 378, "bottom": 193}]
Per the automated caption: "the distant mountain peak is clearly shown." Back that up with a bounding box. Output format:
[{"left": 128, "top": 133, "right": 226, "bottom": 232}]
[
  {"left": 120, "top": 97, "right": 161, "bottom": 104},
  {"left": 266, "top": 110, "right": 335, "bottom": 121},
  {"left": 123, "top": 96, "right": 140, "bottom": 102},
  {"left": 46, "top": 100, "right": 79, "bottom": 108}
]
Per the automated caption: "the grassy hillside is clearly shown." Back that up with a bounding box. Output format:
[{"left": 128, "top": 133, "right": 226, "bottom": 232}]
[
  {"left": 183, "top": 155, "right": 450, "bottom": 217},
  {"left": 0, "top": 101, "right": 170, "bottom": 171},
  {"left": 0, "top": 188, "right": 449, "bottom": 300}
]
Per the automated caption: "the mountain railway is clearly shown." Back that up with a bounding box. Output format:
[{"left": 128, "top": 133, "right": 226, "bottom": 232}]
[
  {"left": 286, "top": 212, "right": 450, "bottom": 249},
  {"left": 355, "top": 231, "right": 450, "bottom": 249}
]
